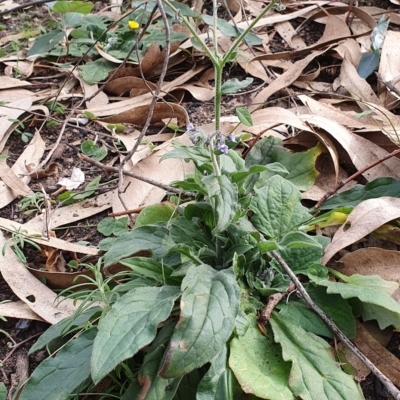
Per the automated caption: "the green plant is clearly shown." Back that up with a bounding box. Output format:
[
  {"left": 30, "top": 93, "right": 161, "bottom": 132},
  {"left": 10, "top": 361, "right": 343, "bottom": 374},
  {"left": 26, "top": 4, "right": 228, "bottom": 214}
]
[
  {"left": 17, "top": 192, "right": 46, "bottom": 215},
  {"left": 8, "top": 119, "right": 33, "bottom": 143},
  {"left": 20, "top": 1, "right": 400, "bottom": 400},
  {"left": 1, "top": 226, "right": 41, "bottom": 264}
]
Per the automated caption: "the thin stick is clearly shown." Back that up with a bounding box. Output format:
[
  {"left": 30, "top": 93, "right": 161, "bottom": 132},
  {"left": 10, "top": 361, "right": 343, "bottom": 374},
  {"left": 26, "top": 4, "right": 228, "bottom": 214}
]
[
  {"left": 78, "top": 153, "right": 196, "bottom": 197},
  {"left": 315, "top": 148, "right": 400, "bottom": 209},
  {"left": 269, "top": 250, "right": 400, "bottom": 400}
]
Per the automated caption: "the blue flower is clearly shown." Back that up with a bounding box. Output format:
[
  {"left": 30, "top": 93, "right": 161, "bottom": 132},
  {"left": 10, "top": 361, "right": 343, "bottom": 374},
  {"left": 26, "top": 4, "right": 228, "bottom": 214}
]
[
  {"left": 187, "top": 123, "right": 195, "bottom": 131},
  {"left": 216, "top": 143, "right": 228, "bottom": 155},
  {"left": 227, "top": 133, "right": 236, "bottom": 142}
]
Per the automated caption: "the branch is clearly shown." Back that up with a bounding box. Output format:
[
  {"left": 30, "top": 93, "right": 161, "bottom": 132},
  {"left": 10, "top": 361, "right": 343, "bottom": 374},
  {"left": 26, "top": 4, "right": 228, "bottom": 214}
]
[{"left": 269, "top": 250, "right": 400, "bottom": 400}]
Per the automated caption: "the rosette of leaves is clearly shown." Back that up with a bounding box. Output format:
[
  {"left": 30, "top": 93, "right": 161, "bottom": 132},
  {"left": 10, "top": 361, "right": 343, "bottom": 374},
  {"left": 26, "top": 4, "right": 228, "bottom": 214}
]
[{"left": 20, "top": 136, "right": 400, "bottom": 399}]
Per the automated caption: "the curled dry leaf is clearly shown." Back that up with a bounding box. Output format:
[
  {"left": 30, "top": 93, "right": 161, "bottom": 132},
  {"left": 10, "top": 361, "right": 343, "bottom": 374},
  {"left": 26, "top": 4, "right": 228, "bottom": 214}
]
[
  {"left": 0, "top": 300, "right": 44, "bottom": 321},
  {"left": 338, "top": 247, "right": 400, "bottom": 302},
  {"left": 100, "top": 102, "right": 189, "bottom": 127},
  {"left": 104, "top": 76, "right": 157, "bottom": 97},
  {"left": 27, "top": 162, "right": 58, "bottom": 180},
  {"left": 322, "top": 197, "right": 400, "bottom": 264},
  {"left": 0, "top": 159, "right": 32, "bottom": 197}
]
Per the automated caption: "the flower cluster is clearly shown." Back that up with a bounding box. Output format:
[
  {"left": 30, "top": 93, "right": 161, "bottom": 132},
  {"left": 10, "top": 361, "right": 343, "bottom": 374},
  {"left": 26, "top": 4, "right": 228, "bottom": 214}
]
[{"left": 128, "top": 20, "right": 140, "bottom": 30}]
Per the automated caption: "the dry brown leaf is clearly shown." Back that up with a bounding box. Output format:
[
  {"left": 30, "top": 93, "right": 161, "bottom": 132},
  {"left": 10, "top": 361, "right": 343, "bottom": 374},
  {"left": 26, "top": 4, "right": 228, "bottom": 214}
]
[
  {"left": 0, "top": 76, "right": 31, "bottom": 89},
  {"left": 334, "top": 39, "right": 362, "bottom": 67},
  {"left": 86, "top": 65, "right": 207, "bottom": 117},
  {"left": 104, "top": 76, "right": 156, "bottom": 97},
  {"left": 24, "top": 190, "right": 113, "bottom": 233},
  {"left": 338, "top": 248, "right": 400, "bottom": 302},
  {"left": 220, "top": 0, "right": 240, "bottom": 14},
  {"left": 0, "top": 300, "right": 44, "bottom": 321},
  {"left": 0, "top": 159, "right": 32, "bottom": 197},
  {"left": 298, "top": 114, "right": 400, "bottom": 182},
  {"left": 72, "top": 69, "right": 108, "bottom": 109},
  {"left": 28, "top": 162, "right": 58, "bottom": 180},
  {"left": 333, "top": 55, "right": 381, "bottom": 107},
  {"left": 314, "top": 14, "right": 351, "bottom": 45},
  {"left": 338, "top": 321, "right": 393, "bottom": 381},
  {"left": 100, "top": 102, "right": 189, "bottom": 127},
  {"left": 322, "top": 197, "right": 400, "bottom": 264},
  {"left": 0, "top": 130, "right": 44, "bottom": 209},
  {"left": 377, "top": 31, "right": 400, "bottom": 109},
  {"left": 249, "top": 48, "right": 332, "bottom": 111},
  {"left": 172, "top": 84, "right": 215, "bottom": 102},
  {"left": 41, "top": 245, "right": 67, "bottom": 272},
  {"left": 112, "top": 135, "right": 194, "bottom": 214},
  {"left": 0, "top": 231, "right": 81, "bottom": 324},
  {"left": 274, "top": 21, "right": 307, "bottom": 50}
]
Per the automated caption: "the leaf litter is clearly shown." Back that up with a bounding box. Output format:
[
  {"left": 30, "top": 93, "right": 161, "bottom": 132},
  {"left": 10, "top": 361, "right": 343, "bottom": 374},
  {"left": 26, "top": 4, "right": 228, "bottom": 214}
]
[{"left": 1, "top": 0, "right": 400, "bottom": 398}]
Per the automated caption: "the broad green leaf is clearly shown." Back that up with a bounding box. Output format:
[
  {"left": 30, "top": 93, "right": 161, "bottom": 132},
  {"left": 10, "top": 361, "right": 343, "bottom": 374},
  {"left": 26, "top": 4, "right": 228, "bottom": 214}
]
[
  {"left": 137, "top": 323, "right": 182, "bottom": 400},
  {"left": 29, "top": 307, "right": 101, "bottom": 354},
  {"left": 312, "top": 270, "right": 400, "bottom": 329},
  {"left": 173, "top": 370, "right": 201, "bottom": 399},
  {"left": 278, "top": 231, "right": 322, "bottom": 250},
  {"left": 91, "top": 286, "right": 181, "bottom": 383},
  {"left": 160, "top": 265, "right": 240, "bottom": 378},
  {"left": 103, "top": 225, "right": 175, "bottom": 266},
  {"left": 27, "top": 29, "right": 64, "bottom": 56},
  {"left": 250, "top": 175, "right": 311, "bottom": 239},
  {"left": 229, "top": 316, "right": 293, "bottom": 400},
  {"left": 221, "top": 78, "right": 253, "bottom": 95},
  {"left": 270, "top": 144, "right": 322, "bottom": 191},
  {"left": 245, "top": 136, "right": 282, "bottom": 167},
  {"left": 161, "top": 141, "right": 211, "bottom": 167},
  {"left": 20, "top": 328, "right": 97, "bottom": 400},
  {"left": 236, "top": 107, "right": 253, "bottom": 126},
  {"left": 357, "top": 51, "right": 380, "bottom": 79},
  {"left": 135, "top": 204, "right": 176, "bottom": 227},
  {"left": 0, "top": 383, "right": 6, "bottom": 400},
  {"left": 51, "top": 1, "right": 94, "bottom": 14},
  {"left": 371, "top": 15, "right": 389, "bottom": 51},
  {"left": 197, "top": 346, "right": 242, "bottom": 400},
  {"left": 202, "top": 174, "right": 238, "bottom": 234},
  {"left": 270, "top": 313, "right": 364, "bottom": 400},
  {"left": 79, "top": 59, "right": 116, "bottom": 85},
  {"left": 319, "top": 177, "right": 400, "bottom": 210},
  {"left": 97, "top": 216, "right": 128, "bottom": 237},
  {"left": 63, "top": 12, "right": 83, "bottom": 27}
]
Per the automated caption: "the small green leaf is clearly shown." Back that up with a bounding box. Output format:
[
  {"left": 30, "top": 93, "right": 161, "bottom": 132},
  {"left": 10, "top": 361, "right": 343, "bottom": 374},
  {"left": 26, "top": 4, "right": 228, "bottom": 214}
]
[
  {"left": 81, "top": 140, "right": 107, "bottom": 161},
  {"left": 221, "top": 78, "right": 253, "bottom": 95},
  {"left": 103, "top": 225, "right": 175, "bottom": 266},
  {"left": 83, "top": 111, "right": 96, "bottom": 119},
  {"left": 135, "top": 204, "right": 176, "bottom": 227},
  {"left": 27, "top": 29, "right": 64, "bottom": 56},
  {"left": 160, "top": 265, "right": 240, "bottom": 378},
  {"left": 197, "top": 346, "right": 242, "bottom": 400},
  {"left": 270, "top": 313, "right": 364, "bottom": 400},
  {"left": 0, "top": 383, "right": 6, "bottom": 400},
  {"left": 202, "top": 174, "right": 238, "bottom": 234},
  {"left": 236, "top": 107, "right": 253, "bottom": 126},
  {"left": 20, "top": 328, "right": 97, "bottom": 400},
  {"left": 79, "top": 59, "right": 116, "bottom": 85},
  {"left": 357, "top": 51, "right": 380, "bottom": 79},
  {"left": 97, "top": 217, "right": 128, "bottom": 236},
  {"left": 91, "top": 286, "right": 181, "bottom": 383},
  {"left": 51, "top": 1, "right": 94, "bottom": 14},
  {"left": 250, "top": 175, "right": 311, "bottom": 239},
  {"left": 229, "top": 316, "right": 294, "bottom": 400}
]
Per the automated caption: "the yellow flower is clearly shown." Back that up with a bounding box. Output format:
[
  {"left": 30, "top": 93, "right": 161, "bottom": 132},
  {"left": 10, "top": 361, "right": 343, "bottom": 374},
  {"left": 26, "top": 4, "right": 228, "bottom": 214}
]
[{"left": 128, "top": 20, "right": 139, "bottom": 30}]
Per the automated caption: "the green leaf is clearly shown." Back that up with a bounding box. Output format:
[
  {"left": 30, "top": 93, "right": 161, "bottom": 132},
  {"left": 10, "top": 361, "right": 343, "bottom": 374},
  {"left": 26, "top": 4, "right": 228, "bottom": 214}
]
[
  {"left": 91, "top": 286, "right": 181, "bottom": 383},
  {"left": 135, "top": 204, "right": 176, "bottom": 227},
  {"left": 197, "top": 346, "right": 242, "bottom": 400},
  {"left": 245, "top": 136, "right": 282, "bottom": 167},
  {"left": 357, "top": 51, "right": 380, "bottom": 79},
  {"left": 173, "top": 369, "right": 201, "bottom": 399},
  {"left": 81, "top": 140, "right": 107, "bottom": 161},
  {"left": 51, "top": 1, "right": 94, "bottom": 14},
  {"left": 201, "top": 15, "right": 262, "bottom": 46},
  {"left": 137, "top": 323, "right": 182, "bottom": 400},
  {"left": 103, "top": 225, "right": 175, "bottom": 266},
  {"left": 312, "top": 271, "right": 400, "bottom": 329},
  {"left": 20, "top": 328, "right": 97, "bottom": 400},
  {"left": 97, "top": 217, "right": 129, "bottom": 236},
  {"left": 0, "top": 383, "right": 6, "bottom": 400},
  {"left": 202, "top": 174, "right": 238, "bottom": 234},
  {"left": 74, "top": 175, "right": 101, "bottom": 200},
  {"left": 250, "top": 175, "right": 311, "bottom": 239},
  {"left": 319, "top": 177, "right": 400, "bottom": 210},
  {"left": 270, "top": 313, "right": 364, "bottom": 400},
  {"left": 79, "top": 59, "right": 116, "bottom": 85},
  {"left": 221, "top": 78, "right": 253, "bottom": 95},
  {"left": 236, "top": 107, "right": 253, "bottom": 126},
  {"left": 29, "top": 307, "right": 101, "bottom": 354},
  {"left": 229, "top": 316, "right": 294, "bottom": 400},
  {"left": 160, "top": 265, "right": 240, "bottom": 378},
  {"left": 371, "top": 15, "right": 389, "bottom": 51},
  {"left": 27, "top": 29, "right": 64, "bottom": 56},
  {"left": 63, "top": 12, "right": 83, "bottom": 28}
]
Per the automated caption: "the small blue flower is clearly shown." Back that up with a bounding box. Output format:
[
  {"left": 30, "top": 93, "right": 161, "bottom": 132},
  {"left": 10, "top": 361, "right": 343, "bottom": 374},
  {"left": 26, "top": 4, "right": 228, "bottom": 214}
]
[
  {"left": 216, "top": 143, "right": 228, "bottom": 155},
  {"left": 187, "top": 123, "right": 195, "bottom": 132},
  {"left": 227, "top": 133, "right": 236, "bottom": 142}
]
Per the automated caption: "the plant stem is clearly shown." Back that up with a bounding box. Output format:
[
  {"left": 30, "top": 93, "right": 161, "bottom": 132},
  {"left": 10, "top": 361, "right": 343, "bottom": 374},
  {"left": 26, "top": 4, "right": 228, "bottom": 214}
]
[
  {"left": 269, "top": 250, "right": 400, "bottom": 400},
  {"left": 214, "top": 65, "right": 223, "bottom": 131}
]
